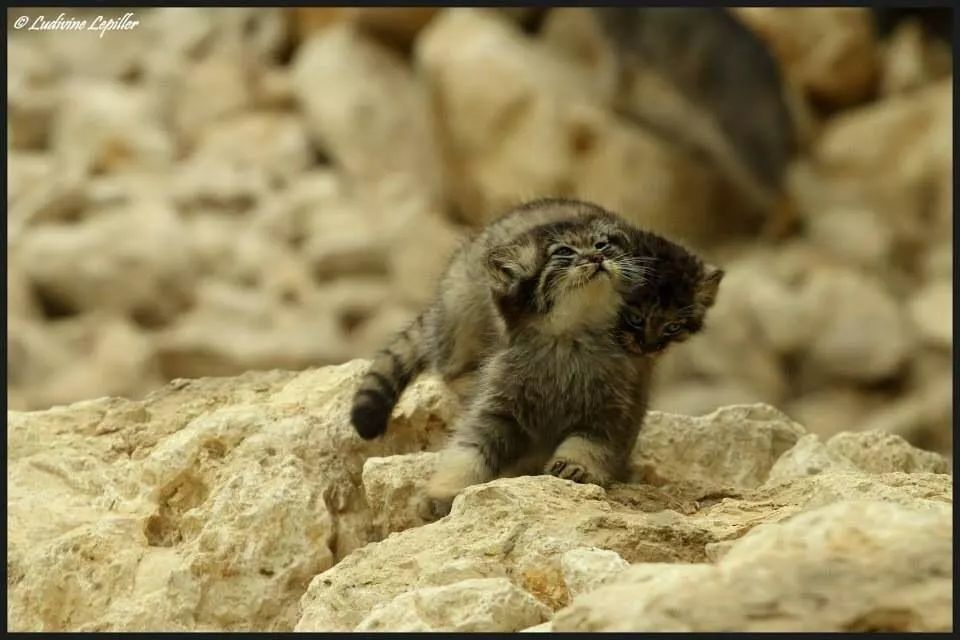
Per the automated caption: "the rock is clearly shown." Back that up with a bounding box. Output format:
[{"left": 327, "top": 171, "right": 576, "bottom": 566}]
[
  {"left": 879, "top": 18, "right": 952, "bottom": 97},
  {"left": 733, "top": 8, "right": 879, "bottom": 108},
  {"left": 295, "top": 475, "right": 715, "bottom": 631},
  {"left": 50, "top": 80, "right": 174, "bottom": 178},
  {"left": 908, "top": 280, "right": 951, "bottom": 349},
  {"left": 784, "top": 388, "right": 883, "bottom": 440},
  {"left": 798, "top": 79, "right": 951, "bottom": 244},
  {"left": 765, "top": 433, "right": 861, "bottom": 484},
  {"left": 18, "top": 202, "right": 196, "bottom": 326},
  {"left": 560, "top": 548, "right": 630, "bottom": 599},
  {"left": 362, "top": 452, "right": 438, "bottom": 538},
  {"left": 766, "top": 430, "right": 948, "bottom": 485},
  {"left": 291, "top": 7, "right": 441, "bottom": 49},
  {"left": 553, "top": 500, "right": 951, "bottom": 632},
  {"left": 187, "top": 113, "right": 314, "bottom": 187},
  {"left": 8, "top": 359, "right": 952, "bottom": 631},
  {"left": 7, "top": 37, "right": 59, "bottom": 150},
  {"left": 631, "top": 404, "right": 805, "bottom": 493},
  {"left": 799, "top": 267, "right": 911, "bottom": 382},
  {"left": 806, "top": 207, "right": 895, "bottom": 271},
  {"left": 354, "top": 578, "right": 551, "bottom": 632},
  {"left": 7, "top": 362, "right": 455, "bottom": 632},
  {"left": 292, "top": 23, "right": 444, "bottom": 209},
  {"left": 8, "top": 314, "right": 162, "bottom": 411},
  {"left": 414, "top": 8, "right": 722, "bottom": 242},
  {"left": 859, "top": 378, "right": 953, "bottom": 456},
  {"left": 824, "top": 430, "right": 948, "bottom": 475}
]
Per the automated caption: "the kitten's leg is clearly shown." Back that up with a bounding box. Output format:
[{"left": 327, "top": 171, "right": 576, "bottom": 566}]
[
  {"left": 424, "top": 410, "right": 529, "bottom": 520},
  {"left": 545, "top": 433, "right": 625, "bottom": 488}
]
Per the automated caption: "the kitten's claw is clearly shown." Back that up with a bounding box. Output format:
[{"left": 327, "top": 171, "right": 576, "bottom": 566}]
[{"left": 546, "top": 457, "right": 591, "bottom": 484}]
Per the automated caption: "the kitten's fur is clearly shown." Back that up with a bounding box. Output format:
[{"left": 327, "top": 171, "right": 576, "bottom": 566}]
[
  {"left": 424, "top": 210, "right": 653, "bottom": 516},
  {"left": 349, "top": 198, "right": 723, "bottom": 516},
  {"left": 351, "top": 198, "right": 629, "bottom": 440}
]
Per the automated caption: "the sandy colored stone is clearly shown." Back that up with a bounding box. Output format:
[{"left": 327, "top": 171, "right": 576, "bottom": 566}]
[
  {"left": 414, "top": 8, "right": 722, "bottom": 242},
  {"left": 18, "top": 202, "right": 196, "bottom": 326},
  {"left": 908, "top": 279, "right": 952, "bottom": 349},
  {"left": 553, "top": 500, "right": 951, "bottom": 632},
  {"left": 733, "top": 8, "right": 879, "bottom": 107},
  {"left": 355, "top": 578, "right": 551, "bottom": 632},
  {"left": 7, "top": 362, "right": 455, "bottom": 632},
  {"left": 51, "top": 80, "right": 173, "bottom": 178},
  {"left": 560, "top": 548, "right": 630, "bottom": 599},
  {"left": 799, "top": 267, "right": 911, "bottom": 382},
  {"left": 632, "top": 404, "right": 805, "bottom": 492},
  {"left": 292, "top": 23, "right": 444, "bottom": 209}
]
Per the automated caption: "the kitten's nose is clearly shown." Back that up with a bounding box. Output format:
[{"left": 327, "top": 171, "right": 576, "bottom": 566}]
[{"left": 588, "top": 253, "right": 604, "bottom": 264}]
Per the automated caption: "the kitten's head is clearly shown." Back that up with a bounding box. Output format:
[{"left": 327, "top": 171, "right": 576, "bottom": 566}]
[
  {"left": 619, "top": 231, "right": 724, "bottom": 356},
  {"left": 485, "top": 212, "right": 645, "bottom": 334}
]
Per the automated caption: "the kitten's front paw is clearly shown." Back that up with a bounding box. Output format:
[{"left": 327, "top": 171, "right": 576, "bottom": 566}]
[
  {"left": 417, "top": 495, "right": 454, "bottom": 522},
  {"left": 546, "top": 457, "right": 593, "bottom": 484}
]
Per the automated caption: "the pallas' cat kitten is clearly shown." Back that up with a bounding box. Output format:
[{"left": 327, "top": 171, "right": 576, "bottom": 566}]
[{"left": 350, "top": 198, "right": 723, "bottom": 514}]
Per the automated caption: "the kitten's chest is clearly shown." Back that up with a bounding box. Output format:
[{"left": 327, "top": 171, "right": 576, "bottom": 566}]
[{"left": 508, "top": 338, "right": 627, "bottom": 429}]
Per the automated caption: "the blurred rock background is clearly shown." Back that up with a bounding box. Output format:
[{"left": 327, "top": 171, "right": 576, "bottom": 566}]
[{"left": 6, "top": 7, "right": 953, "bottom": 455}]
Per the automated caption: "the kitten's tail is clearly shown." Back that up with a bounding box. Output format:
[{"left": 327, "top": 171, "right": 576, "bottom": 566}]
[{"left": 351, "top": 313, "right": 430, "bottom": 439}]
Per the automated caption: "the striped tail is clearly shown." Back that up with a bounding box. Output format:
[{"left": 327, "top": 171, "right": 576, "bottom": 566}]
[{"left": 351, "top": 314, "right": 429, "bottom": 439}]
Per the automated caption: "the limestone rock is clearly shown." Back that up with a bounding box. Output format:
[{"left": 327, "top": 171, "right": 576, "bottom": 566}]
[
  {"left": 292, "top": 23, "right": 444, "bottom": 208},
  {"left": 824, "top": 430, "right": 948, "bottom": 475},
  {"left": 799, "top": 267, "right": 911, "bottom": 382},
  {"left": 733, "top": 8, "right": 879, "bottom": 107},
  {"left": 632, "top": 404, "right": 805, "bottom": 493},
  {"left": 295, "top": 476, "right": 715, "bottom": 632},
  {"left": 560, "top": 548, "right": 630, "bottom": 599},
  {"left": 18, "top": 202, "right": 196, "bottom": 326},
  {"left": 552, "top": 500, "right": 951, "bottom": 632},
  {"left": 354, "top": 578, "right": 551, "bottom": 632},
  {"left": 7, "top": 362, "right": 455, "bottom": 632},
  {"left": 414, "top": 8, "right": 722, "bottom": 241},
  {"left": 187, "top": 113, "right": 314, "bottom": 187},
  {"left": 908, "top": 279, "right": 952, "bottom": 349},
  {"left": 51, "top": 80, "right": 173, "bottom": 178},
  {"left": 291, "top": 7, "right": 440, "bottom": 49},
  {"left": 362, "top": 452, "right": 438, "bottom": 538}
]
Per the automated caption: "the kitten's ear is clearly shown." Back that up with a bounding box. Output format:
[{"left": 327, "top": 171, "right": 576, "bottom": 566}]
[
  {"left": 486, "top": 243, "right": 534, "bottom": 291},
  {"left": 696, "top": 265, "right": 725, "bottom": 307}
]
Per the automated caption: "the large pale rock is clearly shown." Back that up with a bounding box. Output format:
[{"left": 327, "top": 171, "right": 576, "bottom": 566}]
[
  {"left": 733, "top": 8, "right": 879, "bottom": 107},
  {"left": 7, "top": 37, "right": 59, "bottom": 150},
  {"left": 291, "top": 23, "right": 444, "bottom": 209},
  {"left": 560, "top": 548, "right": 630, "bottom": 599},
  {"left": 552, "top": 500, "right": 951, "bottom": 632},
  {"left": 631, "top": 404, "right": 805, "bottom": 493},
  {"left": 799, "top": 267, "right": 911, "bottom": 382},
  {"left": 414, "top": 8, "right": 722, "bottom": 242},
  {"left": 51, "top": 80, "right": 174, "bottom": 177},
  {"left": 908, "top": 279, "right": 952, "bottom": 349},
  {"left": 7, "top": 362, "right": 455, "bottom": 632},
  {"left": 187, "top": 113, "right": 314, "bottom": 187},
  {"left": 18, "top": 203, "right": 196, "bottom": 326},
  {"left": 7, "top": 314, "right": 163, "bottom": 411},
  {"left": 291, "top": 7, "right": 440, "bottom": 48},
  {"left": 794, "top": 79, "right": 951, "bottom": 243},
  {"left": 295, "top": 476, "right": 716, "bottom": 632},
  {"left": 355, "top": 578, "right": 551, "bottom": 632}
]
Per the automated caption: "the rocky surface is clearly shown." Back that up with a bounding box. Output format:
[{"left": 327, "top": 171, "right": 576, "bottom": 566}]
[
  {"left": 6, "top": 7, "right": 951, "bottom": 460},
  {"left": 10, "top": 361, "right": 951, "bottom": 631}
]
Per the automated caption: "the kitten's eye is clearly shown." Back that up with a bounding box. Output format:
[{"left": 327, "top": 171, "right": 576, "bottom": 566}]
[
  {"left": 663, "top": 321, "right": 684, "bottom": 335},
  {"left": 594, "top": 240, "right": 608, "bottom": 250},
  {"left": 551, "top": 246, "right": 575, "bottom": 257},
  {"left": 624, "top": 311, "right": 645, "bottom": 331}
]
